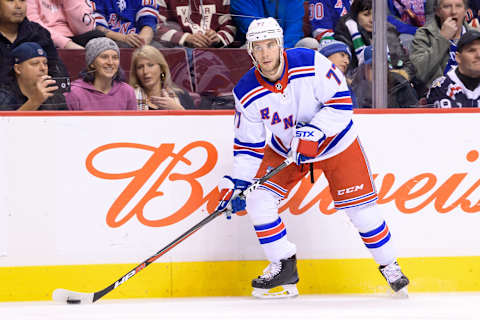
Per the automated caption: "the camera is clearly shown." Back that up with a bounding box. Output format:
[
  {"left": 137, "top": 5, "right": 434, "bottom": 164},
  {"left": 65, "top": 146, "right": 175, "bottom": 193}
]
[{"left": 51, "top": 77, "right": 71, "bottom": 94}]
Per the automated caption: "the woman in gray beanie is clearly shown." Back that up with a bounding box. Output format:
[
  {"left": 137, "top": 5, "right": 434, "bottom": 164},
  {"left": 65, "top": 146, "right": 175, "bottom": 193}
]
[{"left": 65, "top": 37, "right": 137, "bottom": 110}]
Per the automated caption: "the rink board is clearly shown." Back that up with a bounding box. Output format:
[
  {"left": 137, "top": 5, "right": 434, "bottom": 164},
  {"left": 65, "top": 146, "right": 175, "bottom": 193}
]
[{"left": 0, "top": 109, "right": 479, "bottom": 301}]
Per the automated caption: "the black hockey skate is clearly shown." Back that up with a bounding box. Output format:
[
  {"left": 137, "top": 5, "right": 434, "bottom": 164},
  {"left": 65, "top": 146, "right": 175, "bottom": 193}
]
[
  {"left": 379, "top": 261, "right": 410, "bottom": 298},
  {"left": 251, "top": 255, "right": 299, "bottom": 299}
]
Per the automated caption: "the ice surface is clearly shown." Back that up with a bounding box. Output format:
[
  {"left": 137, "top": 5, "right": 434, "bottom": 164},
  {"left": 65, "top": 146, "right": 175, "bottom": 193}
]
[{"left": 1, "top": 292, "right": 479, "bottom": 320}]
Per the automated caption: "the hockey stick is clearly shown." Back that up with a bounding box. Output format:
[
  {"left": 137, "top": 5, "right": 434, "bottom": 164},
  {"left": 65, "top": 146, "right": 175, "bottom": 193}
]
[{"left": 52, "top": 156, "right": 293, "bottom": 304}]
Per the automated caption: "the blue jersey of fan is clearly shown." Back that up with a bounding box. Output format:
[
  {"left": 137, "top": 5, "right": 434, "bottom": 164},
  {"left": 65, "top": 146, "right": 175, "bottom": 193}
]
[
  {"left": 231, "top": 48, "right": 356, "bottom": 182},
  {"left": 309, "top": 0, "right": 351, "bottom": 41},
  {"left": 92, "top": 0, "right": 160, "bottom": 34}
]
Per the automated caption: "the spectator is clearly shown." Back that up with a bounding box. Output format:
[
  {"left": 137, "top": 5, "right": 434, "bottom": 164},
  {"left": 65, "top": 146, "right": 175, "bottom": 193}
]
[
  {"left": 26, "top": 0, "right": 104, "bottom": 49},
  {"left": 156, "top": 0, "right": 236, "bottom": 48},
  {"left": 129, "top": 45, "right": 194, "bottom": 110},
  {"left": 309, "top": 0, "right": 351, "bottom": 43},
  {"left": 465, "top": 0, "right": 480, "bottom": 28},
  {"left": 334, "top": 0, "right": 416, "bottom": 81},
  {"left": 65, "top": 37, "right": 136, "bottom": 110},
  {"left": 92, "top": 0, "right": 160, "bottom": 48},
  {"left": 230, "top": 0, "right": 304, "bottom": 48},
  {"left": 0, "top": 42, "right": 66, "bottom": 111},
  {"left": 318, "top": 39, "right": 352, "bottom": 74},
  {"left": 0, "top": 0, "right": 68, "bottom": 85},
  {"left": 387, "top": 0, "right": 427, "bottom": 52},
  {"left": 350, "top": 45, "right": 418, "bottom": 108},
  {"left": 318, "top": 39, "right": 358, "bottom": 106},
  {"left": 410, "top": 0, "right": 470, "bottom": 93},
  {"left": 426, "top": 30, "right": 480, "bottom": 107}
]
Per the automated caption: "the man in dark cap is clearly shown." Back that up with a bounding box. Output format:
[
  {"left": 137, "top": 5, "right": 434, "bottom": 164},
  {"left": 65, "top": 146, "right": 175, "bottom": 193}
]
[
  {"left": 427, "top": 30, "right": 480, "bottom": 108},
  {"left": 0, "top": 0, "right": 68, "bottom": 85},
  {"left": 0, "top": 42, "right": 67, "bottom": 110}
]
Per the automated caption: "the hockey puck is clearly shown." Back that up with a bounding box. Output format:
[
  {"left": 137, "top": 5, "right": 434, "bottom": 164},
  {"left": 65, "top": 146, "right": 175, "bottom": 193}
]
[{"left": 66, "top": 299, "right": 81, "bottom": 304}]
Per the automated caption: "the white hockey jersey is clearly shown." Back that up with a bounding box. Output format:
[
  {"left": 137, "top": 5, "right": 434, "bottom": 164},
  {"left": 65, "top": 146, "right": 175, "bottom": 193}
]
[{"left": 231, "top": 48, "right": 357, "bottom": 182}]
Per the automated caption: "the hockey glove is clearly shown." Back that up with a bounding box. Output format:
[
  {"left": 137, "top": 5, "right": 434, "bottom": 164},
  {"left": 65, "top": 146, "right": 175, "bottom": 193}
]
[
  {"left": 216, "top": 176, "right": 250, "bottom": 219},
  {"left": 290, "top": 122, "right": 326, "bottom": 165}
]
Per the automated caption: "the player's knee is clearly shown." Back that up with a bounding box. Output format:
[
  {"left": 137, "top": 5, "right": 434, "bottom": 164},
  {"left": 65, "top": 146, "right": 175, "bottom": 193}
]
[
  {"left": 344, "top": 204, "right": 384, "bottom": 233},
  {"left": 246, "top": 189, "right": 280, "bottom": 224}
]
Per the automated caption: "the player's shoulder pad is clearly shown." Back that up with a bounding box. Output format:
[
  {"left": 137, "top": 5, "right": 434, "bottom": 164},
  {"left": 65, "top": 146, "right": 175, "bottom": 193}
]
[
  {"left": 233, "top": 68, "right": 262, "bottom": 105},
  {"left": 285, "top": 47, "right": 316, "bottom": 69}
]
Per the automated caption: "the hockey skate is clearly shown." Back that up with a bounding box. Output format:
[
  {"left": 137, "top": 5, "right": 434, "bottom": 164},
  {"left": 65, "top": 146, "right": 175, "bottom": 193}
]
[
  {"left": 379, "top": 261, "right": 410, "bottom": 298},
  {"left": 251, "top": 255, "right": 299, "bottom": 299}
]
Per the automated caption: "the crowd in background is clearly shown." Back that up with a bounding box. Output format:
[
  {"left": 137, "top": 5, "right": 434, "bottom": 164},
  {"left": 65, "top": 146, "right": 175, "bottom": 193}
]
[{"left": 1, "top": 0, "right": 480, "bottom": 110}]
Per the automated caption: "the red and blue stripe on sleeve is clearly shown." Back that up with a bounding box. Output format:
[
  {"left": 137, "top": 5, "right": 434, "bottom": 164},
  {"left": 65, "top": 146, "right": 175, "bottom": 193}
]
[{"left": 233, "top": 139, "right": 265, "bottom": 160}]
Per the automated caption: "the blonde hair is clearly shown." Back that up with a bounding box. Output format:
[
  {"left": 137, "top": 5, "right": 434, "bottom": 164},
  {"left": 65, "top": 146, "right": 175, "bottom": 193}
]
[{"left": 129, "top": 45, "right": 179, "bottom": 92}]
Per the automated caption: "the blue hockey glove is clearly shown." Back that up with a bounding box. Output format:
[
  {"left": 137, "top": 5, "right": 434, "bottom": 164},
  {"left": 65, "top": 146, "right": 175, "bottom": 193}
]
[
  {"left": 290, "top": 122, "right": 326, "bottom": 165},
  {"left": 216, "top": 176, "right": 250, "bottom": 219}
]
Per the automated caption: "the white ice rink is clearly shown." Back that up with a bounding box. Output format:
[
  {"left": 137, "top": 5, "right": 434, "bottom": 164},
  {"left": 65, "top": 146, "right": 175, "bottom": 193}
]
[{"left": 1, "top": 293, "right": 479, "bottom": 320}]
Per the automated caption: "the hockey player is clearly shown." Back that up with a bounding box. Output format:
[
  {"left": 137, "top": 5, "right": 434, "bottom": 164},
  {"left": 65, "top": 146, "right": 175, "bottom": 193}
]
[
  {"left": 215, "top": 17, "right": 409, "bottom": 299},
  {"left": 92, "top": 0, "right": 160, "bottom": 48},
  {"left": 426, "top": 30, "right": 480, "bottom": 108}
]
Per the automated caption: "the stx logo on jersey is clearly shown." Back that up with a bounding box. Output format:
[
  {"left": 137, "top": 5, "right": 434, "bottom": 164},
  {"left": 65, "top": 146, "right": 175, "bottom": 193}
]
[
  {"left": 338, "top": 184, "right": 364, "bottom": 195},
  {"left": 296, "top": 131, "right": 315, "bottom": 138}
]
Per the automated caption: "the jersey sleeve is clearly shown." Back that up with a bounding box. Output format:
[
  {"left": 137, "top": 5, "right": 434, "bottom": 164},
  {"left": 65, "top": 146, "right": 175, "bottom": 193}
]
[
  {"left": 310, "top": 51, "right": 353, "bottom": 137},
  {"left": 63, "top": 0, "right": 95, "bottom": 35},
  {"left": 231, "top": 92, "right": 266, "bottom": 183},
  {"left": 91, "top": 0, "right": 109, "bottom": 29},
  {"left": 136, "top": 0, "right": 160, "bottom": 31}
]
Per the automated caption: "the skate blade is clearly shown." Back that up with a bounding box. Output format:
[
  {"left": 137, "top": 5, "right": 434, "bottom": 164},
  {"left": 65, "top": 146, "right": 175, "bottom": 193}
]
[
  {"left": 392, "top": 287, "right": 409, "bottom": 299},
  {"left": 252, "top": 284, "right": 299, "bottom": 299}
]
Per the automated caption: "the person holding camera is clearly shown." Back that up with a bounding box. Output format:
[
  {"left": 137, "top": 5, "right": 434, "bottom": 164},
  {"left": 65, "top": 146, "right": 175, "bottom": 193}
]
[{"left": 0, "top": 42, "right": 67, "bottom": 111}]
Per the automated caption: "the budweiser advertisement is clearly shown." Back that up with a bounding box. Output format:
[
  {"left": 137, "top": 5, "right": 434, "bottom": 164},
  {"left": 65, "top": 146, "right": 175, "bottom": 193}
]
[{"left": 0, "top": 111, "right": 479, "bottom": 267}]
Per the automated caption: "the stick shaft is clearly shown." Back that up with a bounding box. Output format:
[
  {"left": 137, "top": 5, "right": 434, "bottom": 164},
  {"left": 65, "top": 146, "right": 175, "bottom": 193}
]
[{"left": 73, "top": 157, "right": 292, "bottom": 303}]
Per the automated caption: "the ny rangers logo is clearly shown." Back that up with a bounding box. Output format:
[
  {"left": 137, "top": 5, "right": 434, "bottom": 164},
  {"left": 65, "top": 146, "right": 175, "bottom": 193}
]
[{"left": 117, "top": 0, "right": 127, "bottom": 12}]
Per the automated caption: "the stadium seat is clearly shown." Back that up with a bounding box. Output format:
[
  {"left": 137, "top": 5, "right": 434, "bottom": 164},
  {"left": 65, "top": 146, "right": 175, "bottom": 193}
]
[{"left": 192, "top": 48, "right": 252, "bottom": 97}]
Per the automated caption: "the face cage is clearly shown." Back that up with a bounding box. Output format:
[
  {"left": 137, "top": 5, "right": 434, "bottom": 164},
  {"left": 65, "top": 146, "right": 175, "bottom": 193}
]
[{"left": 247, "top": 37, "right": 284, "bottom": 77}]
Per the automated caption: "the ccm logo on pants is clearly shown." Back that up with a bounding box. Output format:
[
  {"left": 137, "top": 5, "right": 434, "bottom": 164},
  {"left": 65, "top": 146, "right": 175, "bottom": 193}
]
[{"left": 338, "top": 184, "right": 364, "bottom": 195}]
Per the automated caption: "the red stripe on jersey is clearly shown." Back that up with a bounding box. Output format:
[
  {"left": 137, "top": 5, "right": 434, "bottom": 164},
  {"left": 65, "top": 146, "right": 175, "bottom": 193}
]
[
  {"left": 335, "top": 193, "right": 378, "bottom": 209},
  {"left": 325, "top": 97, "right": 353, "bottom": 105},
  {"left": 288, "top": 67, "right": 315, "bottom": 76},
  {"left": 233, "top": 145, "right": 265, "bottom": 153},
  {"left": 262, "top": 182, "right": 288, "bottom": 198},
  {"left": 315, "top": 30, "right": 333, "bottom": 41},
  {"left": 240, "top": 87, "right": 265, "bottom": 105}
]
